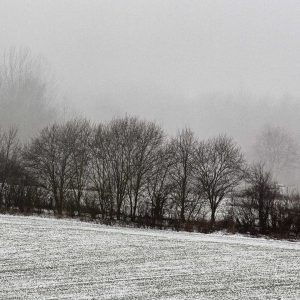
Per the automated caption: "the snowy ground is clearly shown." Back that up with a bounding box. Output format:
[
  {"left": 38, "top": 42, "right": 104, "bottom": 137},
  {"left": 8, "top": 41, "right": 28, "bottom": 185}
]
[{"left": 0, "top": 214, "right": 299, "bottom": 300}]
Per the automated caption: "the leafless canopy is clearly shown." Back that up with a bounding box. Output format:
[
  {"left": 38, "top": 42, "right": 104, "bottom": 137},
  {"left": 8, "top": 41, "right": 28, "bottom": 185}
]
[{"left": 193, "top": 134, "right": 246, "bottom": 225}]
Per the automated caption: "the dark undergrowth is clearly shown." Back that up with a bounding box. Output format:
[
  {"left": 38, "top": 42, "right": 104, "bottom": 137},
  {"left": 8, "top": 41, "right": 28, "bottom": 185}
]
[{"left": 1, "top": 207, "right": 299, "bottom": 241}]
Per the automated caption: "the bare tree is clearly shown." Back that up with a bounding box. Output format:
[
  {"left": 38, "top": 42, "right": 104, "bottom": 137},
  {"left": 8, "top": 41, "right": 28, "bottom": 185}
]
[
  {"left": 169, "top": 128, "right": 196, "bottom": 223},
  {"left": 0, "top": 47, "right": 55, "bottom": 139},
  {"left": 106, "top": 117, "right": 136, "bottom": 220},
  {"left": 24, "top": 122, "right": 75, "bottom": 215},
  {"left": 146, "top": 144, "right": 174, "bottom": 225},
  {"left": 243, "top": 163, "right": 278, "bottom": 233},
  {"left": 253, "top": 125, "right": 298, "bottom": 180},
  {"left": 89, "top": 117, "right": 164, "bottom": 221},
  {"left": 89, "top": 123, "right": 114, "bottom": 219},
  {"left": 126, "top": 119, "right": 164, "bottom": 221},
  {"left": 193, "top": 135, "right": 245, "bottom": 226},
  {"left": 0, "top": 127, "right": 20, "bottom": 207},
  {"left": 68, "top": 119, "right": 92, "bottom": 215}
]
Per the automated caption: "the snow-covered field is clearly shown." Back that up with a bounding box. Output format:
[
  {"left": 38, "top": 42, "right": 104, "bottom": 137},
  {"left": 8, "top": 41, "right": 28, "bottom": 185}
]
[{"left": 0, "top": 214, "right": 299, "bottom": 300}]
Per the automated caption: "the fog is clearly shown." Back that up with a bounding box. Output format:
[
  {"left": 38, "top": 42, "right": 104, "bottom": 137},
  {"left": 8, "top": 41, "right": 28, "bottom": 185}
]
[{"left": 1, "top": 0, "right": 300, "bottom": 185}]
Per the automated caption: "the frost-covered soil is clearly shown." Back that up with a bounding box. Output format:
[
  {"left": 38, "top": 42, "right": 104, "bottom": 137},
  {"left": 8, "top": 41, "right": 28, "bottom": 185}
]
[{"left": 0, "top": 214, "right": 299, "bottom": 300}]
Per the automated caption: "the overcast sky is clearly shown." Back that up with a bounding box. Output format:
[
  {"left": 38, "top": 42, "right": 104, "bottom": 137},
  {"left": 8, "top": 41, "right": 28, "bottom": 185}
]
[{"left": 1, "top": 0, "right": 300, "bottom": 149}]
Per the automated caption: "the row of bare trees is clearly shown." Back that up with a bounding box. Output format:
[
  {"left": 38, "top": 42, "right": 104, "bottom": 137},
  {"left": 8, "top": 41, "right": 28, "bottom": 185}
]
[{"left": 0, "top": 117, "right": 299, "bottom": 236}]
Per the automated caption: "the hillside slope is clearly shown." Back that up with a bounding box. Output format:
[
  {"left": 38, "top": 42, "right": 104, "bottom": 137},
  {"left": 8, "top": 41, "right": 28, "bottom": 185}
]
[{"left": 0, "top": 214, "right": 299, "bottom": 299}]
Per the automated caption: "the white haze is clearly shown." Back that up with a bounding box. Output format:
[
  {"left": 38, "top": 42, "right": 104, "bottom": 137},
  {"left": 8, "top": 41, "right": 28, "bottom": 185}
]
[{"left": 1, "top": 0, "right": 300, "bottom": 185}]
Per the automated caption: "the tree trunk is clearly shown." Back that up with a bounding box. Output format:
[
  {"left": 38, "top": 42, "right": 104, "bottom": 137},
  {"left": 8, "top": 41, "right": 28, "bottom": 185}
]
[
  {"left": 180, "top": 197, "right": 185, "bottom": 223},
  {"left": 210, "top": 207, "right": 216, "bottom": 228},
  {"left": 76, "top": 191, "right": 82, "bottom": 216},
  {"left": 132, "top": 196, "right": 138, "bottom": 222},
  {"left": 116, "top": 200, "right": 121, "bottom": 220},
  {"left": 258, "top": 198, "right": 266, "bottom": 233},
  {"left": 57, "top": 189, "right": 64, "bottom": 216},
  {"left": 57, "top": 200, "right": 63, "bottom": 216},
  {"left": 0, "top": 182, "right": 6, "bottom": 209}
]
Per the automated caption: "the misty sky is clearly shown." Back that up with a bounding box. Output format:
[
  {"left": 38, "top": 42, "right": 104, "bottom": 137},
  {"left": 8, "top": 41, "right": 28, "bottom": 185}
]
[{"left": 1, "top": 0, "right": 300, "bottom": 150}]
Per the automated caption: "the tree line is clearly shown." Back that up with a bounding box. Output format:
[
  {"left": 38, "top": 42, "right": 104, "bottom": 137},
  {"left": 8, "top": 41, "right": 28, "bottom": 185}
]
[{"left": 0, "top": 117, "right": 299, "bottom": 238}]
